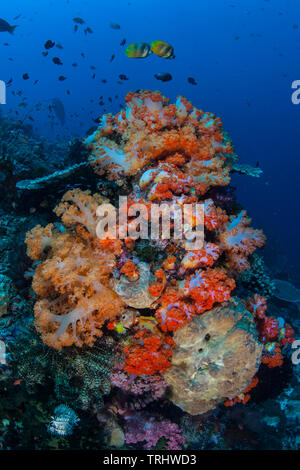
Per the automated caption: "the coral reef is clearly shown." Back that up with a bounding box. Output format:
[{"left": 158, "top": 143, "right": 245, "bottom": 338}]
[
  {"left": 11, "top": 326, "right": 115, "bottom": 410},
  {"left": 241, "top": 254, "right": 275, "bottom": 298},
  {"left": 163, "top": 299, "right": 263, "bottom": 415},
  {"left": 0, "top": 90, "right": 296, "bottom": 450},
  {"left": 84, "top": 91, "right": 235, "bottom": 195},
  {"left": 123, "top": 411, "right": 185, "bottom": 450}
]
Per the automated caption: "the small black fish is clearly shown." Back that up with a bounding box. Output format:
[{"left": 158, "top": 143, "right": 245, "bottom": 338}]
[
  {"left": 73, "top": 17, "right": 85, "bottom": 25},
  {"left": 44, "top": 39, "right": 55, "bottom": 50},
  {"left": 110, "top": 54, "right": 115, "bottom": 62},
  {"left": 119, "top": 74, "right": 129, "bottom": 80},
  {"left": 56, "top": 43, "right": 63, "bottom": 49},
  {"left": 66, "top": 90, "right": 70, "bottom": 95},
  {"left": 42, "top": 51, "right": 48, "bottom": 57},
  {"left": 108, "top": 97, "right": 112, "bottom": 103},
  {"left": 22, "top": 73, "right": 29, "bottom": 80},
  {"left": 110, "top": 23, "right": 120, "bottom": 30},
  {"left": 120, "top": 38, "right": 126, "bottom": 46},
  {"left": 101, "top": 79, "right": 107, "bottom": 83},
  {"left": 3, "top": 42, "right": 9, "bottom": 46},
  {"left": 154, "top": 72, "right": 172, "bottom": 82},
  {"left": 58, "top": 76, "right": 67, "bottom": 81},
  {"left": 90, "top": 65, "right": 96, "bottom": 70},
  {"left": 255, "top": 161, "right": 260, "bottom": 168},
  {"left": 92, "top": 73, "right": 96, "bottom": 79},
  {"left": 187, "top": 77, "right": 197, "bottom": 85},
  {"left": 99, "top": 100, "right": 104, "bottom": 106},
  {"left": 7, "top": 77, "right": 13, "bottom": 86},
  {"left": 74, "top": 25, "right": 78, "bottom": 32},
  {"left": 72, "top": 62, "right": 78, "bottom": 67},
  {"left": 52, "top": 57, "right": 63, "bottom": 65},
  {"left": 33, "top": 80, "right": 39, "bottom": 85},
  {"left": 0, "top": 18, "right": 17, "bottom": 34},
  {"left": 81, "top": 52, "right": 85, "bottom": 58},
  {"left": 84, "top": 27, "right": 93, "bottom": 35}
]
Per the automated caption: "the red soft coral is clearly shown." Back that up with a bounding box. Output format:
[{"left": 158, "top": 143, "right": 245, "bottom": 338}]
[
  {"left": 155, "top": 288, "right": 195, "bottom": 332},
  {"left": 124, "top": 329, "right": 173, "bottom": 375}
]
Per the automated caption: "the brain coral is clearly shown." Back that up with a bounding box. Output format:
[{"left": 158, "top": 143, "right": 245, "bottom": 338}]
[{"left": 163, "top": 298, "right": 263, "bottom": 415}]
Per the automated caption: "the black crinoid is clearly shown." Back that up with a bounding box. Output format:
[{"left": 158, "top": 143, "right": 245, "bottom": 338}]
[{"left": 9, "top": 324, "right": 115, "bottom": 411}]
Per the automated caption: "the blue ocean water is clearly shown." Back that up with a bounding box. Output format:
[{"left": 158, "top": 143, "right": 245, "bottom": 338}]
[{"left": 1, "top": 0, "right": 298, "bottom": 279}]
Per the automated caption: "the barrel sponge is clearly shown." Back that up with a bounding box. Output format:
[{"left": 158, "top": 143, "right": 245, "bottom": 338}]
[{"left": 163, "top": 298, "right": 263, "bottom": 415}]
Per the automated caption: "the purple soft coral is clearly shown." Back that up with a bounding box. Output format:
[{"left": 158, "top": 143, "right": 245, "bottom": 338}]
[
  {"left": 124, "top": 412, "right": 185, "bottom": 450},
  {"left": 111, "top": 365, "right": 168, "bottom": 401}
]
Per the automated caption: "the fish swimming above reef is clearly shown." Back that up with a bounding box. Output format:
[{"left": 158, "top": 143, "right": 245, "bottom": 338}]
[
  {"left": 0, "top": 18, "right": 18, "bottom": 34},
  {"left": 44, "top": 40, "right": 55, "bottom": 50},
  {"left": 73, "top": 17, "right": 85, "bottom": 24},
  {"left": 150, "top": 40, "right": 175, "bottom": 58},
  {"left": 51, "top": 98, "right": 66, "bottom": 125},
  {"left": 52, "top": 57, "right": 63, "bottom": 65},
  {"left": 187, "top": 76, "right": 197, "bottom": 85},
  {"left": 125, "top": 42, "right": 151, "bottom": 58}
]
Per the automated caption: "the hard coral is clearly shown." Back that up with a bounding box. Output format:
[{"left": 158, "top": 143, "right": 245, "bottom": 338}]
[{"left": 163, "top": 299, "right": 263, "bottom": 415}]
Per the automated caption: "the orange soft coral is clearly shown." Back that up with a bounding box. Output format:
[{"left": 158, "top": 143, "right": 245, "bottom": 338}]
[
  {"left": 54, "top": 188, "right": 104, "bottom": 237},
  {"left": 204, "top": 199, "right": 228, "bottom": 231},
  {"left": 148, "top": 269, "right": 166, "bottom": 298},
  {"left": 124, "top": 329, "right": 173, "bottom": 375},
  {"left": 26, "top": 190, "right": 124, "bottom": 350},
  {"left": 121, "top": 260, "right": 140, "bottom": 280},
  {"left": 25, "top": 223, "right": 55, "bottom": 260}
]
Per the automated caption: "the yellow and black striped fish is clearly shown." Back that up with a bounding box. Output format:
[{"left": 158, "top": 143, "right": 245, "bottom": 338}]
[
  {"left": 150, "top": 40, "right": 175, "bottom": 59},
  {"left": 125, "top": 42, "right": 152, "bottom": 58}
]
